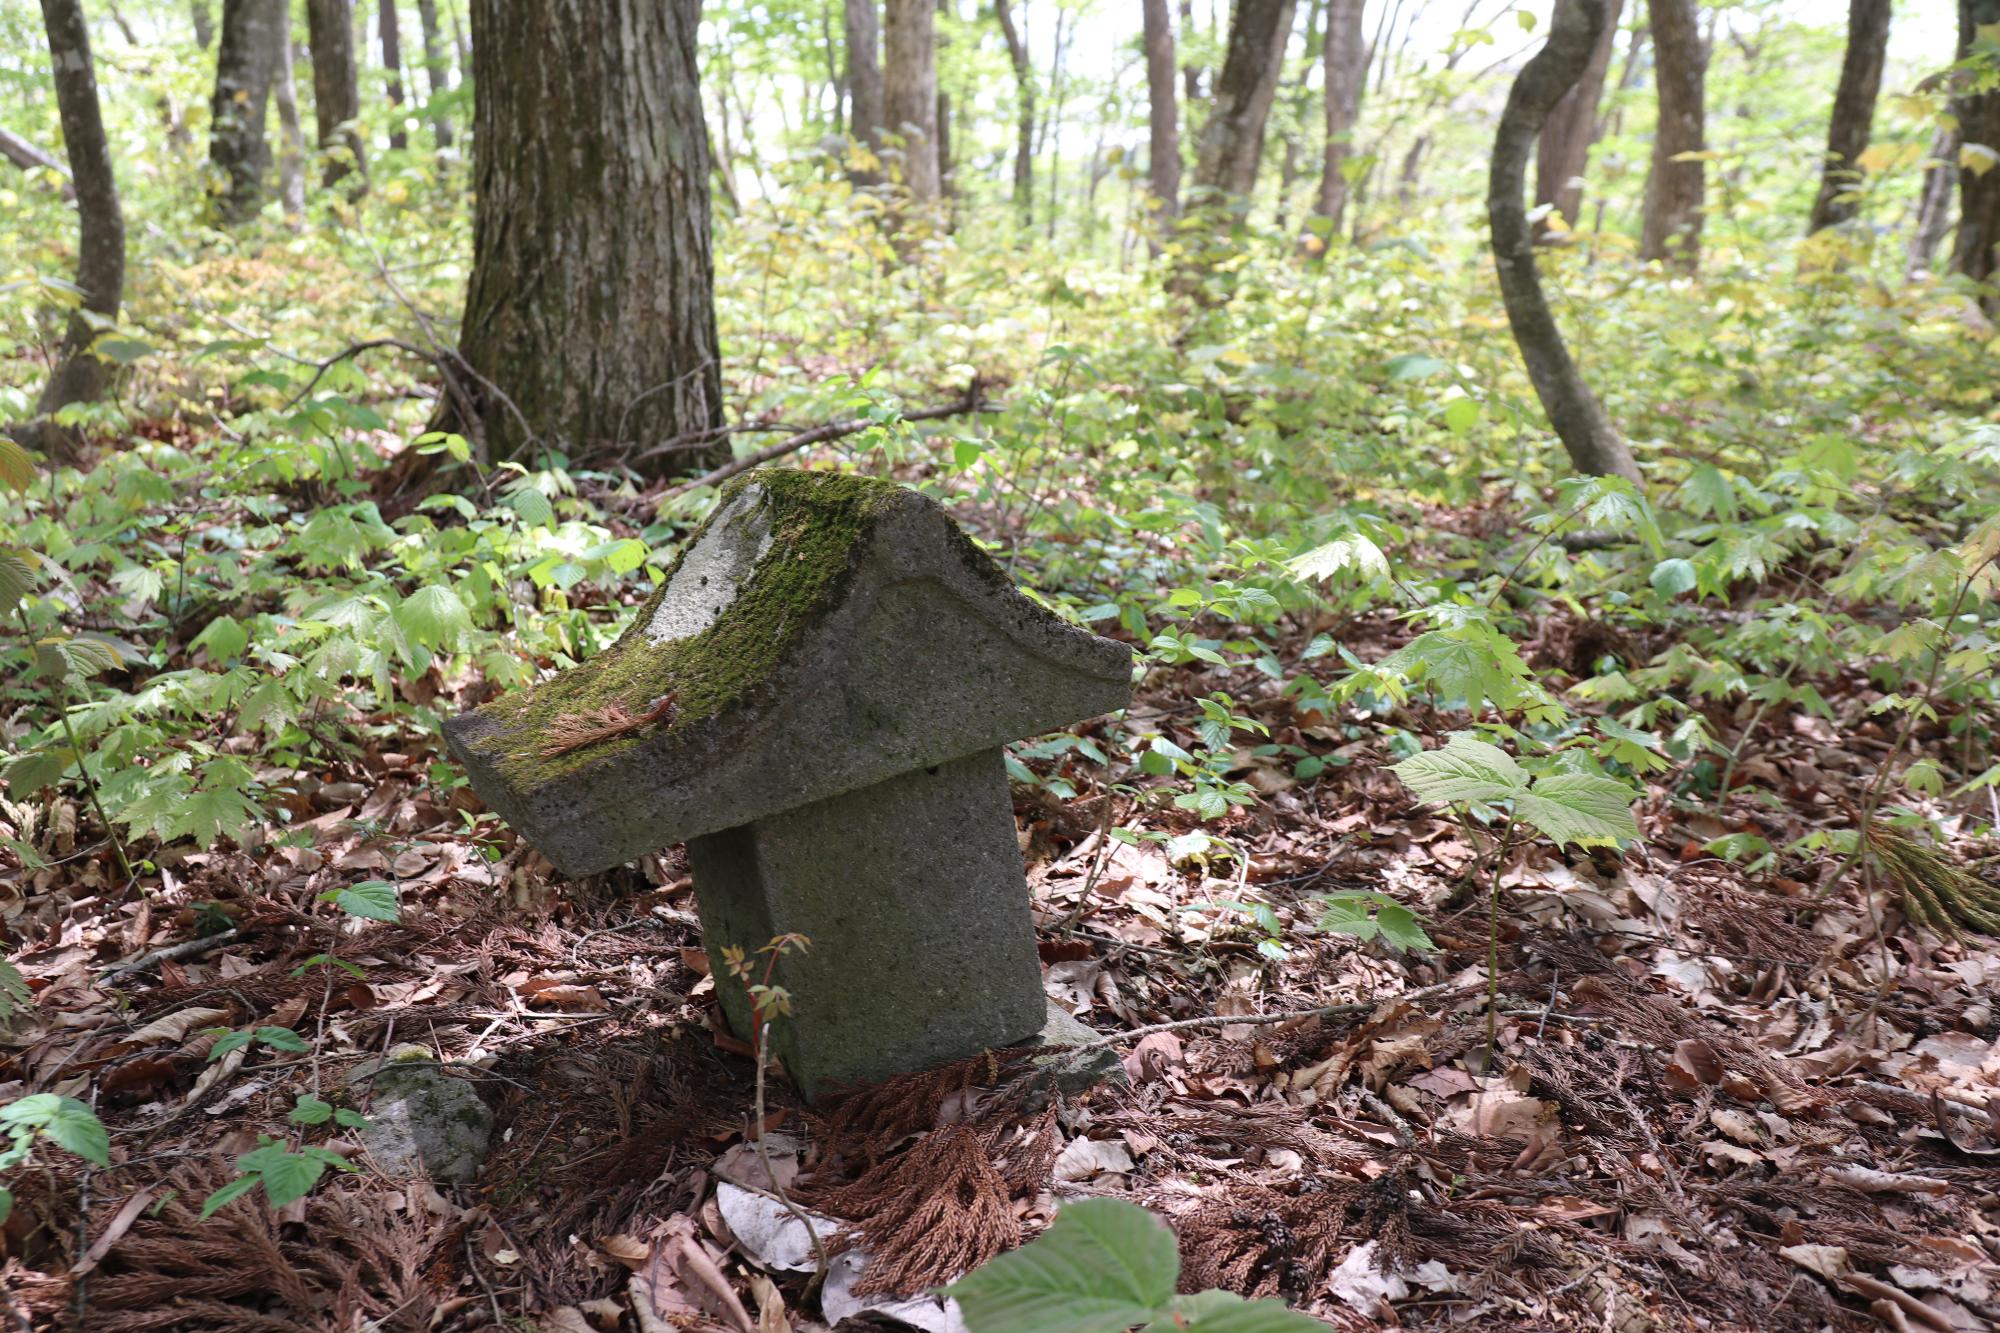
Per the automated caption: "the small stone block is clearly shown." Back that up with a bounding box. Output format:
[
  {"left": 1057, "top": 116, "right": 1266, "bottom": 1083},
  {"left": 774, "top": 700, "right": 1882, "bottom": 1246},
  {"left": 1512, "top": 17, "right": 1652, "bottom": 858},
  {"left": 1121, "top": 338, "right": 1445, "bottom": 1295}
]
[{"left": 1024, "top": 1000, "right": 1127, "bottom": 1095}]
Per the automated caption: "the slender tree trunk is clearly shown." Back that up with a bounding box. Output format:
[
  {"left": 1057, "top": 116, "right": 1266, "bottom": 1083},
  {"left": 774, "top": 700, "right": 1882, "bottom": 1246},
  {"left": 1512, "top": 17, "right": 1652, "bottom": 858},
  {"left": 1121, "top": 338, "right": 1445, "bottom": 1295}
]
[
  {"left": 1534, "top": 0, "right": 1621, "bottom": 237},
  {"left": 30, "top": 0, "right": 125, "bottom": 461},
  {"left": 883, "top": 0, "right": 940, "bottom": 200},
  {"left": 1639, "top": 0, "right": 1705, "bottom": 268},
  {"left": 1951, "top": 0, "right": 2000, "bottom": 301},
  {"left": 1312, "top": 0, "right": 1365, "bottom": 236},
  {"left": 454, "top": 0, "right": 724, "bottom": 476},
  {"left": 1190, "top": 0, "right": 1297, "bottom": 201},
  {"left": 1490, "top": 0, "right": 1640, "bottom": 485},
  {"left": 414, "top": 0, "right": 451, "bottom": 149},
  {"left": 1806, "top": 0, "right": 1891, "bottom": 233},
  {"left": 192, "top": 0, "right": 215, "bottom": 47},
  {"left": 1142, "top": 0, "right": 1180, "bottom": 236},
  {"left": 1180, "top": 0, "right": 1200, "bottom": 102},
  {"left": 1274, "top": 0, "right": 1322, "bottom": 230},
  {"left": 275, "top": 36, "right": 307, "bottom": 214},
  {"left": 379, "top": 0, "right": 408, "bottom": 151},
  {"left": 207, "top": 0, "right": 282, "bottom": 224},
  {"left": 844, "top": 0, "right": 883, "bottom": 182},
  {"left": 994, "top": 0, "right": 1035, "bottom": 223},
  {"left": 1910, "top": 124, "right": 1959, "bottom": 274},
  {"left": 305, "top": 0, "right": 365, "bottom": 187}
]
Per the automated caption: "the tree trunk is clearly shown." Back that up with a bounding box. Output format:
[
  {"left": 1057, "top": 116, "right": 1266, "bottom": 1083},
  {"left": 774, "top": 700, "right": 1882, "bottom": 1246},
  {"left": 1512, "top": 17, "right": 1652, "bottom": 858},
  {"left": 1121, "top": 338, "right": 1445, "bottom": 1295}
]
[
  {"left": 0, "top": 126, "right": 75, "bottom": 198},
  {"left": 1273, "top": 0, "right": 1321, "bottom": 230},
  {"left": 883, "top": 0, "right": 940, "bottom": 200},
  {"left": 1309, "top": 0, "right": 1364, "bottom": 237},
  {"left": 1909, "top": 123, "right": 1959, "bottom": 274},
  {"left": 1806, "top": 0, "right": 1891, "bottom": 233},
  {"left": 1191, "top": 0, "right": 1297, "bottom": 201},
  {"left": 1951, "top": 0, "right": 2000, "bottom": 299},
  {"left": 30, "top": 0, "right": 125, "bottom": 461},
  {"left": 207, "top": 0, "right": 283, "bottom": 224},
  {"left": 1489, "top": 0, "right": 1640, "bottom": 485},
  {"left": 1180, "top": 0, "right": 1200, "bottom": 102},
  {"left": 844, "top": 0, "right": 883, "bottom": 182},
  {"left": 994, "top": 0, "right": 1035, "bottom": 223},
  {"left": 379, "top": 0, "right": 408, "bottom": 152},
  {"left": 454, "top": 0, "right": 723, "bottom": 477},
  {"left": 1534, "top": 0, "right": 1621, "bottom": 236},
  {"left": 1142, "top": 0, "right": 1180, "bottom": 234},
  {"left": 192, "top": 0, "right": 215, "bottom": 47},
  {"left": 414, "top": 0, "right": 451, "bottom": 149},
  {"left": 305, "top": 0, "right": 364, "bottom": 187},
  {"left": 1639, "top": 0, "right": 1704, "bottom": 269},
  {"left": 275, "top": 35, "right": 307, "bottom": 214}
]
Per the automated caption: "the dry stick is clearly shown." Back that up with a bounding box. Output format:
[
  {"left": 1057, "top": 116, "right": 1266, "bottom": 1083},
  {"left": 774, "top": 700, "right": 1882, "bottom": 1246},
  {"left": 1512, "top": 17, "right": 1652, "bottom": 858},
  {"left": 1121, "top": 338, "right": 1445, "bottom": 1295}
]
[
  {"left": 98, "top": 928, "right": 240, "bottom": 983},
  {"left": 750, "top": 1017, "right": 829, "bottom": 1287},
  {"left": 1047, "top": 979, "right": 1474, "bottom": 1060}
]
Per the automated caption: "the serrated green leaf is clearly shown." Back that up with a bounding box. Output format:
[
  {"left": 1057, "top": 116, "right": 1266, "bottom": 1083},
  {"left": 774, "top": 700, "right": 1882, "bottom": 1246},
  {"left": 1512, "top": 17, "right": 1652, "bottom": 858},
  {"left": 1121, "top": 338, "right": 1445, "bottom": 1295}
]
[
  {"left": 0, "top": 958, "right": 29, "bottom": 1022},
  {"left": 199, "top": 1173, "right": 260, "bottom": 1218},
  {"left": 239, "top": 1144, "right": 325, "bottom": 1208},
  {"left": 945, "top": 1198, "right": 1177, "bottom": 1333},
  {"left": 1650, "top": 558, "right": 1697, "bottom": 597},
  {"left": 0, "top": 548, "right": 38, "bottom": 615},
  {"left": 166, "top": 781, "right": 263, "bottom": 849},
  {"left": 1392, "top": 736, "right": 1527, "bottom": 807},
  {"left": 393, "top": 585, "right": 471, "bottom": 656},
  {"left": 509, "top": 488, "right": 554, "bottom": 527},
  {"left": 0, "top": 437, "right": 36, "bottom": 492},
  {"left": 190, "top": 614, "right": 249, "bottom": 664},
  {"left": 318, "top": 880, "right": 399, "bottom": 923},
  {"left": 0, "top": 1095, "right": 109, "bottom": 1166},
  {"left": 289, "top": 1095, "right": 334, "bottom": 1126},
  {"left": 1156, "top": 1289, "right": 1326, "bottom": 1332},
  {"left": 209, "top": 1029, "right": 252, "bottom": 1061},
  {"left": 1515, "top": 772, "right": 1640, "bottom": 847},
  {"left": 1286, "top": 533, "right": 1389, "bottom": 584},
  {"left": 253, "top": 1026, "right": 309, "bottom": 1053}
]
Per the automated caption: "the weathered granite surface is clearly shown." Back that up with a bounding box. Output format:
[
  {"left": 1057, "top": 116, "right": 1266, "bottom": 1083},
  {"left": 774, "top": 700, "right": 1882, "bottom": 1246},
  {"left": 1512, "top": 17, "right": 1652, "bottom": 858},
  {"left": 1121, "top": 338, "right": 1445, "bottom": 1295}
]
[
  {"left": 442, "top": 469, "right": 1133, "bottom": 878},
  {"left": 349, "top": 1045, "right": 494, "bottom": 1182},
  {"left": 689, "top": 747, "right": 1047, "bottom": 1099}
]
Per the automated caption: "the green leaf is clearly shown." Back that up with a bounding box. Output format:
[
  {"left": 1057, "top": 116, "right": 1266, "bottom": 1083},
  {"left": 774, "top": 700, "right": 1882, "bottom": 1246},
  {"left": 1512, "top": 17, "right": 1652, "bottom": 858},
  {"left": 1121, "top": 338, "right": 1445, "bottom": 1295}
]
[
  {"left": 0, "top": 957, "right": 29, "bottom": 1021},
  {"left": 1373, "top": 903, "right": 1436, "bottom": 954},
  {"left": 1385, "top": 353, "right": 1449, "bottom": 382},
  {"left": 0, "top": 437, "right": 35, "bottom": 493},
  {"left": 0, "top": 548, "right": 39, "bottom": 615},
  {"left": 393, "top": 585, "right": 471, "bottom": 656},
  {"left": 238, "top": 1143, "right": 326, "bottom": 1208},
  {"left": 166, "top": 781, "right": 263, "bottom": 849},
  {"left": 190, "top": 614, "right": 249, "bottom": 664},
  {"left": 318, "top": 880, "right": 399, "bottom": 923},
  {"left": 1286, "top": 533, "right": 1389, "bottom": 584},
  {"left": 199, "top": 1174, "right": 259, "bottom": 1219},
  {"left": 209, "top": 1029, "right": 253, "bottom": 1061},
  {"left": 945, "top": 1198, "right": 1178, "bottom": 1333},
  {"left": 92, "top": 335, "right": 155, "bottom": 366},
  {"left": 253, "top": 1026, "right": 309, "bottom": 1053},
  {"left": 1649, "top": 558, "right": 1697, "bottom": 597},
  {"left": 289, "top": 1095, "right": 334, "bottom": 1126},
  {"left": 1440, "top": 398, "right": 1481, "bottom": 435},
  {"left": 0, "top": 1095, "right": 109, "bottom": 1166},
  {"left": 509, "top": 487, "right": 555, "bottom": 528},
  {"left": 1514, "top": 772, "right": 1641, "bottom": 848},
  {"left": 1392, "top": 736, "right": 1527, "bottom": 807},
  {"left": 1156, "top": 1290, "right": 1326, "bottom": 1332}
]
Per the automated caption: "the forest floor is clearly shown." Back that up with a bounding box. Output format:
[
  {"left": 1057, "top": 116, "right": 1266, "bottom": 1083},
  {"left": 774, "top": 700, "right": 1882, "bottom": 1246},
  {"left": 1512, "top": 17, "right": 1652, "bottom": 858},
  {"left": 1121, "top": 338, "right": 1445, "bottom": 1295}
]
[{"left": 3, "top": 456, "right": 1998, "bottom": 1333}]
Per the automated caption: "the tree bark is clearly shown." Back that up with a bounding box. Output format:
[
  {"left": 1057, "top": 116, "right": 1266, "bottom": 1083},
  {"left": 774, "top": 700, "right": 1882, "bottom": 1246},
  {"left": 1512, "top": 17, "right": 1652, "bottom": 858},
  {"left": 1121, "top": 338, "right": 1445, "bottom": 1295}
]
[
  {"left": 1951, "top": 0, "right": 2000, "bottom": 298},
  {"left": 414, "top": 0, "right": 451, "bottom": 149},
  {"left": 454, "top": 0, "right": 724, "bottom": 477},
  {"left": 1273, "top": 0, "right": 1321, "bottom": 230},
  {"left": 1639, "top": 0, "right": 1704, "bottom": 269},
  {"left": 1534, "top": 0, "right": 1621, "bottom": 236},
  {"left": 305, "top": 0, "right": 364, "bottom": 187},
  {"left": 30, "top": 0, "right": 125, "bottom": 461},
  {"left": 275, "top": 35, "right": 307, "bottom": 214},
  {"left": 843, "top": 0, "right": 883, "bottom": 182},
  {"left": 1311, "top": 0, "right": 1365, "bottom": 236},
  {"left": 1909, "top": 124, "right": 1959, "bottom": 274},
  {"left": 994, "top": 0, "right": 1035, "bottom": 223},
  {"left": 1806, "top": 0, "right": 1891, "bottom": 233},
  {"left": 379, "top": 0, "right": 408, "bottom": 151},
  {"left": 883, "top": 0, "right": 940, "bottom": 200},
  {"left": 1142, "top": 0, "right": 1180, "bottom": 233},
  {"left": 207, "top": 0, "right": 283, "bottom": 224},
  {"left": 1489, "top": 0, "right": 1640, "bottom": 485},
  {"left": 1191, "top": 0, "right": 1297, "bottom": 201},
  {"left": 192, "top": 0, "right": 215, "bottom": 47}
]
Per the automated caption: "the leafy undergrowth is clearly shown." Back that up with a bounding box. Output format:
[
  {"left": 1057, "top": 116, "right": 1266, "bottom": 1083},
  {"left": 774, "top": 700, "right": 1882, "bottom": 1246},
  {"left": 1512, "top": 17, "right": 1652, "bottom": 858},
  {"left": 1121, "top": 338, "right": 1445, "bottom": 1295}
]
[{"left": 3, "top": 183, "right": 2000, "bottom": 1329}]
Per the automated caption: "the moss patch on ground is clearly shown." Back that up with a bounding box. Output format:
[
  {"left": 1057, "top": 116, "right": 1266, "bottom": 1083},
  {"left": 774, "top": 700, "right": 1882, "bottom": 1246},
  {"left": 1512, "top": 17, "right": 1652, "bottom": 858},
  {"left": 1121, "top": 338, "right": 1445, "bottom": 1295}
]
[{"left": 470, "top": 468, "right": 905, "bottom": 788}]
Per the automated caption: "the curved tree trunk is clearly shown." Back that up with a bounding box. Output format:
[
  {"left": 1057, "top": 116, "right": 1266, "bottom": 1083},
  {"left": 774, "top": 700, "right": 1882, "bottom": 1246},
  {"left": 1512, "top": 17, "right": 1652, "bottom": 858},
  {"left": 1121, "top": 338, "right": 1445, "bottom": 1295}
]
[
  {"left": 207, "top": 0, "right": 283, "bottom": 224},
  {"left": 1639, "top": 0, "right": 1704, "bottom": 269},
  {"left": 1191, "top": 0, "right": 1296, "bottom": 203},
  {"left": 1951, "top": 0, "right": 2000, "bottom": 302},
  {"left": 1534, "top": 0, "right": 1622, "bottom": 236},
  {"left": 1807, "top": 0, "right": 1891, "bottom": 234},
  {"left": 379, "top": 0, "right": 407, "bottom": 152},
  {"left": 454, "top": 0, "right": 723, "bottom": 477},
  {"left": 884, "top": 0, "right": 940, "bottom": 201},
  {"left": 994, "top": 0, "right": 1035, "bottom": 223},
  {"left": 1142, "top": 0, "right": 1180, "bottom": 237},
  {"left": 1489, "top": 0, "right": 1640, "bottom": 486},
  {"left": 305, "top": 0, "right": 364, "bottom": 187},
  {"left": 1312, "top": 0, "right": 1365, "bottom": 237},
  {"left": 31, "top": 0, "right": 125, "bottom": 462},
  {"left": 414, "top": 0, "right": 451, "bottom": 149}
]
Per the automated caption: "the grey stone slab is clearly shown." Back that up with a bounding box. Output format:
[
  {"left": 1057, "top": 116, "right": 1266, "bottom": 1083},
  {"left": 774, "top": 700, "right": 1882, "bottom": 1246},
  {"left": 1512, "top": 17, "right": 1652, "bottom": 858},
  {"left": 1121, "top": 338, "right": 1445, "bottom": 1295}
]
[
  {"left": 1024, "top": 1001, "right": 1126, "bottom": 1096},
  {"left": 349, "top": 1046, "right": 494, "bottom": 1182},
  {"left": 443, "top": 469, "right": 1132, "bottom": 878},
  {"left": 687, "top": 747, "right": 1047, "bottom": 1100}
]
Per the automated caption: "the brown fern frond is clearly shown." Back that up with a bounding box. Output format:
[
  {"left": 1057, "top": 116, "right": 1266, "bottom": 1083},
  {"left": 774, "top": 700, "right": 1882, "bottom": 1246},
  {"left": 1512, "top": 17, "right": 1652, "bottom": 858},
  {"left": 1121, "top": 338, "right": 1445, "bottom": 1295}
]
[
  {"left": 811, "top": 1124, "right": 1020, "bottom": 1297},
  {"left": 539, "top": 693, "right": 677, "bottom": 758}
]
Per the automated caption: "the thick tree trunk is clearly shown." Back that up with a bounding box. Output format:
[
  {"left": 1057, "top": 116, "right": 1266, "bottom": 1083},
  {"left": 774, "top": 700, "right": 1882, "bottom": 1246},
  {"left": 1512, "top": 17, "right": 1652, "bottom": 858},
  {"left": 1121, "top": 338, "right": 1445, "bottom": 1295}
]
[
  {"left": 1142, "top": 0, "right": 1180, "bottom": 233},
  {"left": 1191, "top": 0, "right": 1297, "bottom": 201},
  {"left": 192, "top": 0, "right": 215, "bottom": 47},
  {"left": 843, "top": 0, "right": 883, "bottom": 182},
  {"left": 1639, "top": 0, "right": 1704, "bottom": 269},
  {"left": 31, "top": 0, "right": 125, "bottom": 461},
  {"left": 1312, "top": 0, "right": 1365, "bottom": 236},
  {"left": 883, "top": 0, "right": 940, "bottom": 200},
  {"left": 1807, "top": 0, "right": 1891, "bottom": 233},
  {"left": 1534, "top": 0, "right": 1621, "bottom": 236},
  {"left": 207, "top": 0, "right": 282, "bottom": 224},
  {"left": 455, "top": 0, "right": 723, "bottom": 477},
  {"left": 305, "top": 0, "right": 364, "bottom": 187},
  {"left": 1490, "top": 0, "right": 1640, "bottom": 485},
  {"left": 994, "top": 0, "right": 1035, "bottom": 223},
  {"left": 275, "top": 35, "right": 307, "bottom": 214},
  {"left": 414, "top": 0, "right": 451, "bottom": 149},
  {"left": 1951, "top": 0, "right": 2000, "bottom": 299},
  {"left": 379, "top": 0, "right": 407, "bottom": 151}
]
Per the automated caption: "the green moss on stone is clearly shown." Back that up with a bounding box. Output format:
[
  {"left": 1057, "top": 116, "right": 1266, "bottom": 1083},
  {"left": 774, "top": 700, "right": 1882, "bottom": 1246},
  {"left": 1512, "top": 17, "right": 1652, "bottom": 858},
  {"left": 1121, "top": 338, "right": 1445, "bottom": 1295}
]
[{"left": 472, "top": 468, "right": 906, "bottom": 788}]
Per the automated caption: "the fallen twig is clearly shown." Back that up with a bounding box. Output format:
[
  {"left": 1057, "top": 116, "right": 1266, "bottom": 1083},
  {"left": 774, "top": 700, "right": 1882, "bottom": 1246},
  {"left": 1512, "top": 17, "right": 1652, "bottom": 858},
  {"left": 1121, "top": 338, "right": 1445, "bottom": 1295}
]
[{"left": 99, "top": 928, "right": 240, "bottom": 983}]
